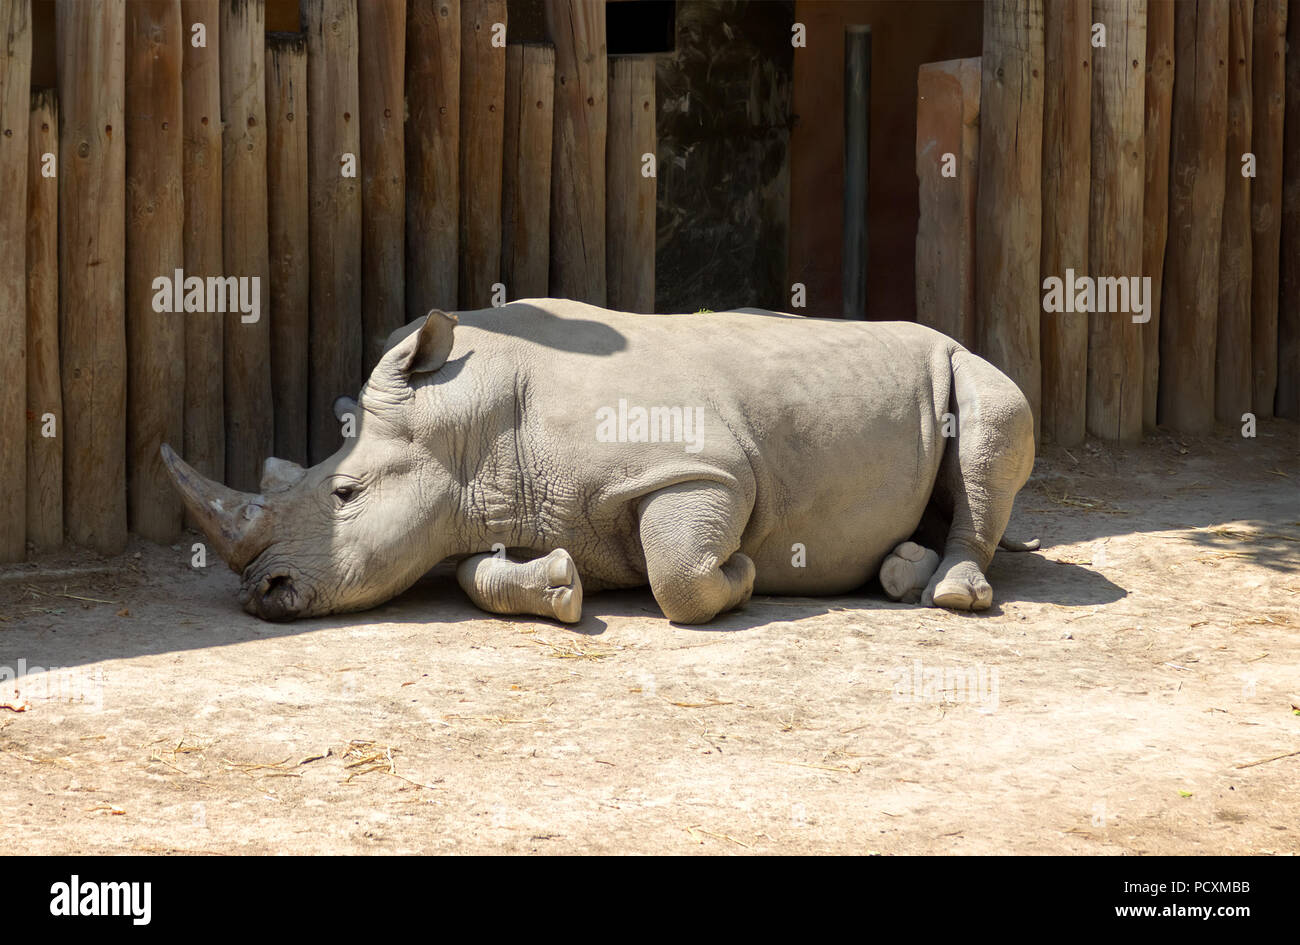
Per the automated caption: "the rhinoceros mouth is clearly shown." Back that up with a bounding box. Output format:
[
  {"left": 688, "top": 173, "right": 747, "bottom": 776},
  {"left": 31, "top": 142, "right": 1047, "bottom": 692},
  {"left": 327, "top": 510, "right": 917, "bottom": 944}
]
[{"left": 239, "top": 566, "right": 316, "bottom": 621}]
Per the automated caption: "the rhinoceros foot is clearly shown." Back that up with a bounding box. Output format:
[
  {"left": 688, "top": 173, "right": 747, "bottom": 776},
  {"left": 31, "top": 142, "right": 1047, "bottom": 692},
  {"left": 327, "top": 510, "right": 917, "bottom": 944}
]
[
  {"left": 923, "top": 559, "right": 994, "bottom": 611},
  {"left": 879, "top": 541, "right": 941, "bottom": 604}
]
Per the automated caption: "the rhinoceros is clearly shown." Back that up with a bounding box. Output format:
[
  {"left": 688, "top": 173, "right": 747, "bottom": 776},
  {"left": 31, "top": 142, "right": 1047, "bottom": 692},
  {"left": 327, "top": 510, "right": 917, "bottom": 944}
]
[{"left": 161, "top": 299, "right": 1036, "bottom": 624}]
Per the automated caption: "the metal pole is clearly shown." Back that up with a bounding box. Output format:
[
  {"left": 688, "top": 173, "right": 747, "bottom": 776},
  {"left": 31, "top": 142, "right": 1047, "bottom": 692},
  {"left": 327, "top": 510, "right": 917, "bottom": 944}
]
[{"left": 842, "top": 24, "right": 871, "bottom": 319}]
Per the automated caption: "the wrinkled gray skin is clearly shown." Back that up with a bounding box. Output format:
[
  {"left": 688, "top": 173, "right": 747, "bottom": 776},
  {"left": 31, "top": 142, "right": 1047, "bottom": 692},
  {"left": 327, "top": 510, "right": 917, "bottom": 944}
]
[{"left": 161, "top": 299, "right": 1036, "bottom": 624}]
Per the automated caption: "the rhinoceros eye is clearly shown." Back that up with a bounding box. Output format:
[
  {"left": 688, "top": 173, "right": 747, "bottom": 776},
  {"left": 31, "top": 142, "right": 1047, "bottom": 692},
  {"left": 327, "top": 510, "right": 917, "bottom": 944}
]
[{"left": 332, "top": 484, "right": 359, "bottom": 505}]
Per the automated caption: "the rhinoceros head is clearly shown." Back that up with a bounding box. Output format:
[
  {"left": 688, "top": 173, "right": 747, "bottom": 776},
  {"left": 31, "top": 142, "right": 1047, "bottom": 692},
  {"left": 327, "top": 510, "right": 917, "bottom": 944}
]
[{"left": 161, "top": 311, "right": 463, "bottom": 620}]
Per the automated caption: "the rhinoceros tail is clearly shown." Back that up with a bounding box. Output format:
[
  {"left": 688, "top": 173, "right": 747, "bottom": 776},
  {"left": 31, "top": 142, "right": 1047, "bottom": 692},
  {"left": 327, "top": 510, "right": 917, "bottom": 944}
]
[{"left": 998, "top": 535, "right": 1040, "bottom": 552}]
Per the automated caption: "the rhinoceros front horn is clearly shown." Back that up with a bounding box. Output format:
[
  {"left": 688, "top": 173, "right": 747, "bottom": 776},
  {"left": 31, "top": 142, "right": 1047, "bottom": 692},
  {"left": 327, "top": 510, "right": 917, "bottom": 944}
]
[{"left": 160, "top": 443, "right": 272, "bottom": 573}]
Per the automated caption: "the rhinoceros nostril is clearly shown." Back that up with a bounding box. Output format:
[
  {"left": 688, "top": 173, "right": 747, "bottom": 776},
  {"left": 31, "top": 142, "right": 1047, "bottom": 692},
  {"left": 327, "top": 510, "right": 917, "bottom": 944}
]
[{"left": 255, "top": 575, "right": 300, "bottom": 621}]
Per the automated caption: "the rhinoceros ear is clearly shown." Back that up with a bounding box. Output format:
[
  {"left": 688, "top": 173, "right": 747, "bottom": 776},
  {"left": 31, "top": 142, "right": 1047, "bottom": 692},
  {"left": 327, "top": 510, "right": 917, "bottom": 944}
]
[
  {"left": 261, "top": 457, "right": 307, "bottom": 493},
  {"left": 396, "top": 309, "right": 458, "bottom": 378}
]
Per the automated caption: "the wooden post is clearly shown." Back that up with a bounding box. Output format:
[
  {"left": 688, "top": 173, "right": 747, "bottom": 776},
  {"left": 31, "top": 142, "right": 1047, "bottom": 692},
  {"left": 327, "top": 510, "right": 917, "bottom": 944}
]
[
  {"left": 305, "top": 0, "right": 362, "bottom": 464},
  {"left": 126, "top": 0, "right": 185, "bottom": 542},
  {"left": 405, "top": 0, "right": 459, "bottom": 317},
  {"left": 266, "top": 33, "right": 309, "bottom": 465},
  {"left": 181, "top": 0, "right": 224, "bottom": 487},
  {"left": 458, "top": 0, "right": 506, "bottom": 310},
  {"left": 1087, "top": 0, "right": 1145, "bottom": 444},
  {"left": 26, "top": 89, "right": 60, "bottom": 553},
  {"left": 1249, "top": 0, "right": 1287, "bottom": 417},
  {"left": 1214, "top": 0, "right": 1253, "bottom": 424},
  {"left": 1039, "top": 1, "right": 1090, "bottom": 445},
  {"left": 1278, "top": 0, "right": 1300, "bottom": 419},
  {"left": 0, "top": 0, "right": 31, "bottom": 561},
  {"left": 546, "top": 0, "right": 607, "bottom": 304},
  {"left": 502, "top": 43, "right": 553, "bottom": 300},
  {"left": 1141, "top": 0, "right": 1174, "bottom": 430},
  {"left": 606, "top": 56, "right": 656, "bottom": 313},
  {"left": 358, "top": 0, "right": 405, "bottom": 370},
  {"left": 1159, "top": 0, "right": 1228, "bottom": 433},
  {"left": 975, "top": 0, "right": 1044, "bottom": 441},
  {"left": 915, "top": 58, "right": 980, "bottom": 352},
  {"left": 842, "top": 25, "right": 871, "bottom": 319},
  {"left": 58, "top": 0, "right": 128, "bottom": 554},
  {"left": 220, "top": 0, "right": 273, "bottom": 491}
]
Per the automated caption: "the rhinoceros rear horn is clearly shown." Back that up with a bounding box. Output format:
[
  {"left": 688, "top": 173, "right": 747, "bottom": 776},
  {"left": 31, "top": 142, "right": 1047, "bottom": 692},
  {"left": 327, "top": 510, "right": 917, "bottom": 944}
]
[{"left": 160, "top": 444, "right": 272, "bottom": 573}]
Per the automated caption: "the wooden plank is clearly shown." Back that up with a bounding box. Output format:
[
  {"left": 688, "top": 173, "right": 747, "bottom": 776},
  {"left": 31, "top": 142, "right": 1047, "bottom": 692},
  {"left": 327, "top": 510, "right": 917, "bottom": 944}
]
[
  {"left": 606, "top": 55, "right": 656, "bottom": 313},
  {"left": 305, "top": 0, "right": 362, "bottom": 463},
  {"left": 181, "top": 0, "right": 224, "bottom": 485},
  {"left": 26, "top": 88, "right": 59, "bottom": 553},
  {"left": 1278, "top": 0, "right": 1300, "bottom": 418},
  {"left": 405, "top": 0, "right": 459, "bottom": 317},
  {"left": 1249, "top": 0, "right": 1287, "bottom": 416},
  {"left": 1039, "top": 2, "right": 1089, "bottom": 445},
  {"left": 220, "top": 0, "right": 273, "bottom": 490},
  {"left": 1087, "top": 0, "right": 1145, "bottom": 444},
  {"left": 975, "top": 0, "right": 1044, "bottom": 441},
  {"left": 0, "top": 0, "right": 30, "bottom": 561},
  {"left": 1214, "top": 0, "right": 1253, "bottom": 424},
  {"left": 915, "top": 57, "right": 980, "bottom": 352},
  {"left": 358, "top": 0, "right": 405, "bottom": 370},
  {"left": 545, "top": 0, "right": 607, "bottom": 304},
  {"left": 126, "top": 0, "right": 185, "bottom": 542},
  {"left": 502, "top": 43, "right": 554, "bottom": 300},
  {"left": 1141, "top": 0, "right": 1175, "bottom": 430},
  {"left": 58, "top": 0, "right": 128, "bottom": 554},
  {"left": 266, "top": 33, "right": 309, "bottom": 465},
  {"left": 458, "top": 0, "right": 506, "bottom": 310},
  {"left": 1159, "top": 0, "right": 1228, "bottom": 433}
]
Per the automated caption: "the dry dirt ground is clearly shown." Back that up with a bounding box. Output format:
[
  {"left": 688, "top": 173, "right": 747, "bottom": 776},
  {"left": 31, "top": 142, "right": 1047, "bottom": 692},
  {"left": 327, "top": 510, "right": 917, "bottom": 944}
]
[{"left": 2, "top": 425, "right": 1297, "bottom": 855}]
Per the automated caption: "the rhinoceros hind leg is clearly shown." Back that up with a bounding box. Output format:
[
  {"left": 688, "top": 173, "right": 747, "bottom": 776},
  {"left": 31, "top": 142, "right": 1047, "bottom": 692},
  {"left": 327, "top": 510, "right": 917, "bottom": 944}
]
[
  {"left": 638, "top": 483, "right": 755, "bottom": 624},
  {"left": 456, "top": 548, "right": 583, "bottom": 624},
  {"left": 880, "top": 541, "right": 940, "bottom": 603},
  {"left": 921, "top": 349, "right": 1035, "bottom": 612}
]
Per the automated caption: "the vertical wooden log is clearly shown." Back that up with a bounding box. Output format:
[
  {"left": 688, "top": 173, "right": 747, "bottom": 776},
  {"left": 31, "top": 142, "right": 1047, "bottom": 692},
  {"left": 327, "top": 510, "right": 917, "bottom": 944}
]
[
  {"left": 266, "top": 34, "right": 309, "bottom": 465},
  {"left": 546, "top": 0, "right": 607, "bottom": 304},
  {"left": 458, "top": 0, "right": 506, "bottom": 310},
  {"left": 1159, "top": 0, "right": 1228, "bottom": 433},
  {"left": 502, "top": 43, "right": 553, "bottom": 300},
  {"left": 606, "top": 56, "right": 656, "bottom": 313},
  {"left": 1278, "top": 0, "right": 1300, "bottom": 418},
  {"left": 126, "top": 0, "right": 185, "bottom": 542},
  {"left": 1141, "top": 0, "right": 1175, "bottom": 430},
  {"left": 1087, "top": 0, "right": 1145, "bottom": 444},
  {"left": 220, "top": 0, "right": 273, "bottom": 491},
  {"left": 405, "top": 0, "right": 459, "bottom": 317},
  {"left": 0, "top": 0, "right": 30, "bottom": 561},
  {"left": 181, "top": 0, "right": 224, "bottom": 486},
  {"left": 1249, "top": 0, "right": 1287, "bottom": 416},
  {"left": 58, "top": 0, "right": 128, "bottom": 554},
  {"left": 26, "top": 89, "right": 60, "bottom": 552},
  {"left": 975, "top": 0, "right": 1044, "bottom": 440},
  {"left": 842, "top": 25, "right": 871, "bottom": 319},
  {"left": 915, "top": 57, "right": 980, "bottom": 352},
  {"left": 305, "top": 0, "right": 362, "bottom": 464},
  {"left": 1039, "top": 2, "right": 1090, "bottom": 445},
  {"left": 358, "top": 0, "right": 405, "bottom": 370},
  {"left": 1215, "top": 0, "right": 1253, "bottom": 423}
]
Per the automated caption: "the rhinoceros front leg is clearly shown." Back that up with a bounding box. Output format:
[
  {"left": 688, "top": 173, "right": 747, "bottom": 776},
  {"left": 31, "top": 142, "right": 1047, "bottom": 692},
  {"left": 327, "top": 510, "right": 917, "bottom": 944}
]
[
  {"left": 455, "top": 549, "right": 583, "bottom": 624},
  {"left": 638, "top": 482, "right": 756, "bottom": 624}
]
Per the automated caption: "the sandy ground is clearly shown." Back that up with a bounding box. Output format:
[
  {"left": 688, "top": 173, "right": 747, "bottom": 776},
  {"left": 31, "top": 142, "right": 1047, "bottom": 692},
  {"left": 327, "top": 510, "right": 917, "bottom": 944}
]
[{"left": 2, "top": 424, "right": 1297, "bottom": 855}]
